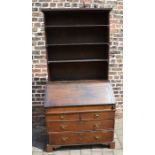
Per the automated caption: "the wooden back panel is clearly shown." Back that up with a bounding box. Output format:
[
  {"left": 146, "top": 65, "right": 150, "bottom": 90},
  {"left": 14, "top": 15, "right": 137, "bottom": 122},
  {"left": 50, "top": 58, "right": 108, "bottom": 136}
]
[{"left": 44, "top": 9, "right": 110, "bottom": 26}]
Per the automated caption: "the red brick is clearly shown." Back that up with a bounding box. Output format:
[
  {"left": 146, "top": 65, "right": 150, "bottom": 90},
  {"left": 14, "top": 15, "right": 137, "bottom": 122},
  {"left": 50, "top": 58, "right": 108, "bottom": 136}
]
[
  {"left": 33, "top": 69, "right": 41, "bottom": 73},
  {"left": 35, "top": 65, "right": 47, "bottom": 68}
]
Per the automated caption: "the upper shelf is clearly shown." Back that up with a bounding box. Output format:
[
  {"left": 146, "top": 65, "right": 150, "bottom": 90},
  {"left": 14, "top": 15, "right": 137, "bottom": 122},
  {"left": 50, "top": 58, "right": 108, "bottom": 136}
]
[
  {"left": 46, "top": 42, "right": 109, "bottom": 47},
  {"left": 45, "top": 25, "right": 109, "bottom": 28},
  {"left": 43, "top": 10, "right": 110, "bottom": 26}
]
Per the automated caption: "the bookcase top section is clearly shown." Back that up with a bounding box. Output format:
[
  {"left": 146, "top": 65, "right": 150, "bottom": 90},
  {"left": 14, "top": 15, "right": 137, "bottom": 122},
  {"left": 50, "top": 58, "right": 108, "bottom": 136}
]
[
  {"left": 45, "top": 80, "right": 115, "bottom": 107},
  {"left": 43, "top": 8, "right": 110, "bottom": 82}
]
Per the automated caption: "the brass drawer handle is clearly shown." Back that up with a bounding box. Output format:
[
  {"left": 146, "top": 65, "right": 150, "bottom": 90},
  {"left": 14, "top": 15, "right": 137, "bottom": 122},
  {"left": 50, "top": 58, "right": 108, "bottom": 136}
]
[
  {"left": 94, "top": 113, "right": 100, "bottom": 118},
  {"left": 60, "top": 125, "right": 67, "bottom": 130},
  {"left": 95, "top": 136, "right": 101, "bottom": 140},
  {"left": 62, "top": 137, "right": 68, "bottom": 141},
  {"left": 59, "top": 114, "right": 65, "bottom": 119}
]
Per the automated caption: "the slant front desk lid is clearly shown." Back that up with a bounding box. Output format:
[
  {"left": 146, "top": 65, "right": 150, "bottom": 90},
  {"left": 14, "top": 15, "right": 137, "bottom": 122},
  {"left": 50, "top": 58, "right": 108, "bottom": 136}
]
[{"left": 45, "top": 80, "right": 115, "bottom": 107}]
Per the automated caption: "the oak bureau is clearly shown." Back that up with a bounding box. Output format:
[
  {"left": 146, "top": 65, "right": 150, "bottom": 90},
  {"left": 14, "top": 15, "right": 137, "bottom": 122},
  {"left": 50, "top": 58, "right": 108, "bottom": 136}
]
[{"left": 42, "top": 8, "right": 116, "bottom": 152}]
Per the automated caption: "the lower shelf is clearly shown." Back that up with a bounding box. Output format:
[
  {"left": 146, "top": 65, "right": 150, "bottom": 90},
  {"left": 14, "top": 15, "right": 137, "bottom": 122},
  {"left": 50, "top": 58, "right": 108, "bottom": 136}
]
[{"left": 48, "top": 61, "right": 108, "bottom": 81}]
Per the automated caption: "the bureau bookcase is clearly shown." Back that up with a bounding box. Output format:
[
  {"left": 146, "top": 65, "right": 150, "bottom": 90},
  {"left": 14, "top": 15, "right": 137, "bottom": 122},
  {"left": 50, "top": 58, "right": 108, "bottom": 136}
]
[{"left": 42, "top": 8, "right": 115, "bottom": 152}]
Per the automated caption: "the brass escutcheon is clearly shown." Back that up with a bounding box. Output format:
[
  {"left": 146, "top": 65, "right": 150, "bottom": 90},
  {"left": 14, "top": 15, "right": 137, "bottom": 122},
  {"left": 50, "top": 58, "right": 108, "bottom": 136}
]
[
  {"left": 94, "top": 113, "right": 100, "bottom": 118},
  {"left": 60, "top": 125, "right": 66, "bottom": 129},
  {"left": 62, "top": 137, "right": 68, "bottom": 141}
]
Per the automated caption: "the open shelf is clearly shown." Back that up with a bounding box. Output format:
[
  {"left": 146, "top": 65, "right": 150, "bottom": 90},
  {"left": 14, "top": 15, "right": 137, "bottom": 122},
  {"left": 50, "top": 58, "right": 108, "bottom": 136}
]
[
  {"left": 45, "top": 25, "right": 109, "bottom": 28},
  {"left": 48, "top": 61, "right": 108, "bottom": 81},
  {"left": 47, "top": 42, "right": 109, "bottom": 47},
  {"left": 46, "top": 26, "right": 109, "bottom": 44},
  {"left": 47, "top": 44, "right": 109, "bottom": 61},
  {"left": 44, "top": 9, "right": 109, "bottom": 26},
  {"left": 48, "top": 59, "right": 108, "bottom": 63}
]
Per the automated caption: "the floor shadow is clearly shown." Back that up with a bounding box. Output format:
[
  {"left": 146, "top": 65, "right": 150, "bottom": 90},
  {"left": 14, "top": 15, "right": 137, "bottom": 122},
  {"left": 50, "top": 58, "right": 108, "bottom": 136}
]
[
  {"left": 52, "top": 144, "right": 109, "bottom": 152},
  {"left": 32, "top": 126, "right": 47, "bottom": 151}
]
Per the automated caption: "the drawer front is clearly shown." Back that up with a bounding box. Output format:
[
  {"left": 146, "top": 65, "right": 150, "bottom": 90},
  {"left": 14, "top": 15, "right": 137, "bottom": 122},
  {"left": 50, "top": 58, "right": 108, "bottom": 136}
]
[
  {"left": 46, "top": 105, "right": 114, "bottom": 114},
  {"left": 46, "top": 113, "right": 79, "bottom": 121},
  {"left": 47, "top": 120, "right": 114, "bottom": 132},
  {"left": 48, "top": 131, "right": 113, "bottom": 145},
  {"left": 81, "top": 111, "right": 115, "bottom": 120}
]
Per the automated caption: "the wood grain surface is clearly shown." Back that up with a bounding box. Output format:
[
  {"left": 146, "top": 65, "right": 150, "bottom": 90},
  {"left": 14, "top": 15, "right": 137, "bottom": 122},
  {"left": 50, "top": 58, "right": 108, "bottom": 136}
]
[
  {"left": 45, "top": 80, "right": 115, "bottom": 107},
  {"left": 48, "top": 130, "right": 113, "bottom": 145}
]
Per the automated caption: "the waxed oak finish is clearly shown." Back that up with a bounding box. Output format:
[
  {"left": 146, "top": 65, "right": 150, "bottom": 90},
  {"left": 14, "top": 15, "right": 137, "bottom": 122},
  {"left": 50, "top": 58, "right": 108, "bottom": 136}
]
[
  {"left": 47, "top": 120, "right": 114, "bottom": 132},
  {"left": 45, "top": 95, "right": 115, "bottom": 150},
  {"left": 45, "top": 81, "right": 115, "bottom": 107},
  {"left": 43, "top": 9, "right": 115, "bottom": 152},
  {"left": 48, "top": 130, "right": 113, "bottom": 145}
]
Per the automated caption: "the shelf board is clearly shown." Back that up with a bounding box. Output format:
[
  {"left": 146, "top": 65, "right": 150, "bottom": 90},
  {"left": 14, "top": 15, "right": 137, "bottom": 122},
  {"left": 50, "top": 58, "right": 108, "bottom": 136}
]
[
  {"left": 48, "top": 59, "right": 108, "bottom": 63},
  {"left": 47, "top": 42, "right": 109, "bottom": 47},
  {"left": 42, "top": 8, "right": 112, "bottom": 12},
  {"left": 45, "top": 25, "right": 109, "bottom": 28}
]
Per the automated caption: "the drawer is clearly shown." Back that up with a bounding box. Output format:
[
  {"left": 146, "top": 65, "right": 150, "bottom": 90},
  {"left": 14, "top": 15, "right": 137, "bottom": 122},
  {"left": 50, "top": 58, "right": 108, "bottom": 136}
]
[
  {"left": 47, "top": 120, "right": 114, "bottom": 132},
  {"left": 46, "top": 113, "right": 79, "bottom": 121},
  {"left": 46, "top": 105, "right": 114, "bottom": 114},
  {"left": 48, "top": 130, "right": 113, "bottom": 145},
  {"left": 80, "top": 111, "right": 115, "bottom": 120}
]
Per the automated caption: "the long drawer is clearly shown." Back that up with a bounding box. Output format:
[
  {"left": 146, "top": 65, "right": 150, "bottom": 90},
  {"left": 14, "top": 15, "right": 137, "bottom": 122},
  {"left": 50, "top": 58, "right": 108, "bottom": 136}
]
[
  {"left": 47, "top": 120, "right": 114, "bottom": 132},
  {"left": 48, "top": 130, "right": 113, "bottom": 145},
  {"left": 46, "top": 111, "right": 115, "bottom": 121},
  {"left": 46, "top": 105, "right": 114, "bottom": 114}
]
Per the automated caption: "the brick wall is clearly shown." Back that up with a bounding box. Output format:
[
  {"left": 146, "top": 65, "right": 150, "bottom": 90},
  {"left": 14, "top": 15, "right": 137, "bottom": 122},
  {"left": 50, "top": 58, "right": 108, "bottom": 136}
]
[{"left": 32, "top": 0, "right": 123, "bottom": 126}]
